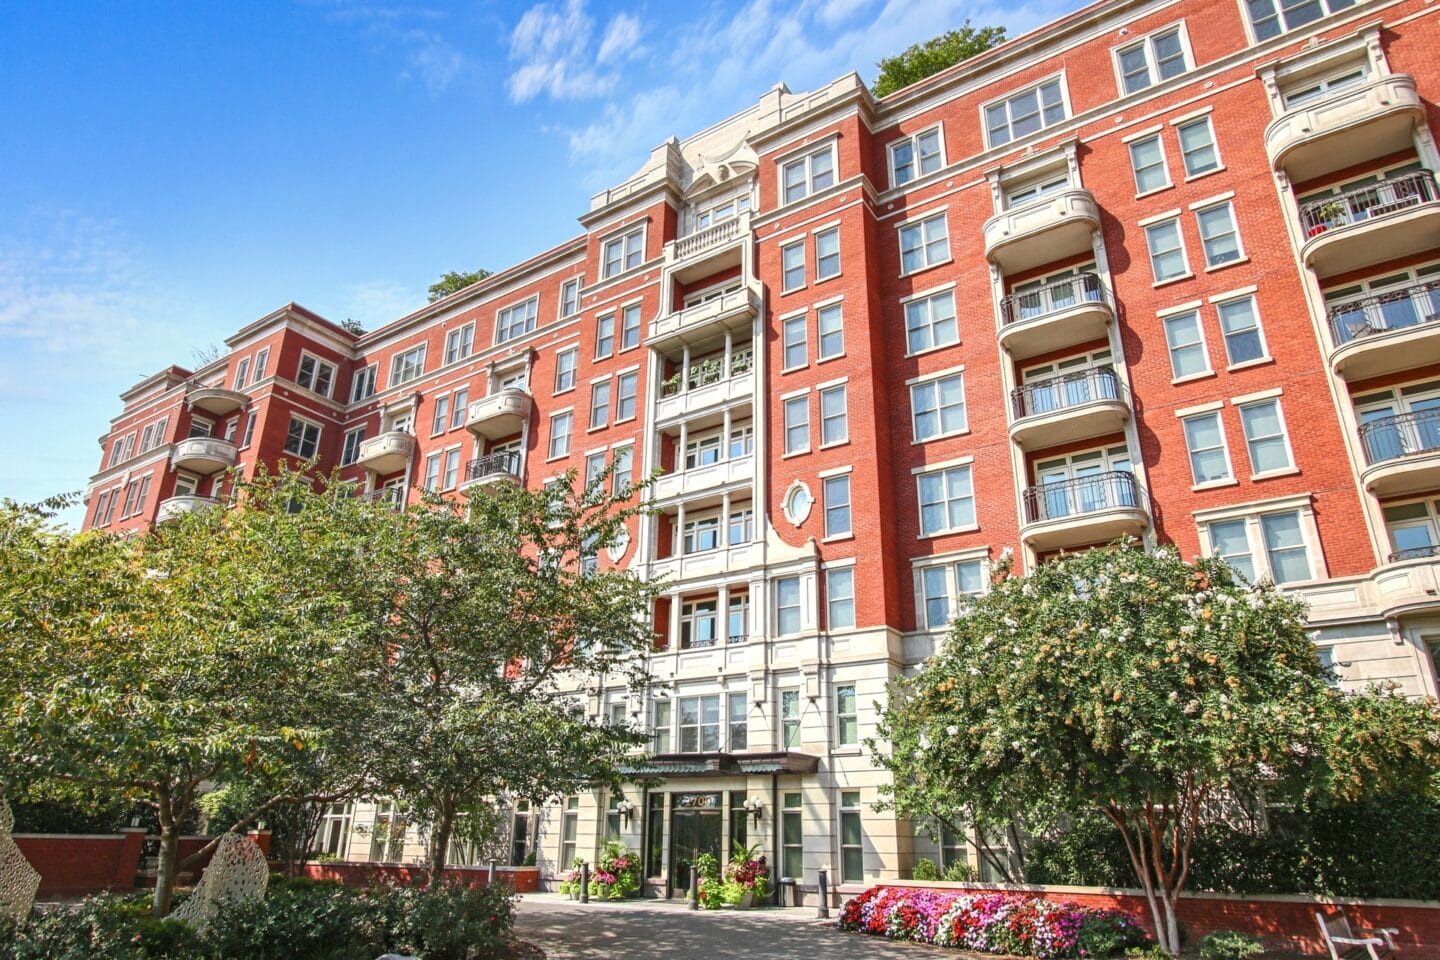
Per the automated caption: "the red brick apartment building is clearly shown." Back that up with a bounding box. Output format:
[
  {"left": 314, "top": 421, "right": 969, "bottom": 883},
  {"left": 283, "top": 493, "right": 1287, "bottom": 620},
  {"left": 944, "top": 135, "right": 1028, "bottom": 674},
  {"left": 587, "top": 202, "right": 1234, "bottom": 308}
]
[{"left": 82, "top": 0, "right": 1440, "bottom": 896}]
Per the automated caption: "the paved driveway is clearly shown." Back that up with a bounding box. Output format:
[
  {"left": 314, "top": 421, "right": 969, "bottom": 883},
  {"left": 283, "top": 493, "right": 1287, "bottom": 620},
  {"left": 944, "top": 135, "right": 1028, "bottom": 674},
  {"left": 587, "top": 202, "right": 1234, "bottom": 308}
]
[{"left": 514, "top": 894, "right": 928, "bottom": 959}]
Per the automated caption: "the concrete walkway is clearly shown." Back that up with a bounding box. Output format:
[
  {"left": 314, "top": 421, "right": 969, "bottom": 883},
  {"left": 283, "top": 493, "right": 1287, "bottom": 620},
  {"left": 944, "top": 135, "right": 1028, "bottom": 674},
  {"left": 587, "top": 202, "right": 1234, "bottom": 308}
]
[{"left": 514, "top": 893, "right": 928, "bottom": 958}]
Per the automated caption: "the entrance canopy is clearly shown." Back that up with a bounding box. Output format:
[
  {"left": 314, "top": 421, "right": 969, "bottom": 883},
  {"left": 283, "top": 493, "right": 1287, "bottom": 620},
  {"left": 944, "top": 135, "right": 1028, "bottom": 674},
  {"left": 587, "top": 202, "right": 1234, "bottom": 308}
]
[{"left": 618, "top": 751, "right": 820, "bottom": 780}]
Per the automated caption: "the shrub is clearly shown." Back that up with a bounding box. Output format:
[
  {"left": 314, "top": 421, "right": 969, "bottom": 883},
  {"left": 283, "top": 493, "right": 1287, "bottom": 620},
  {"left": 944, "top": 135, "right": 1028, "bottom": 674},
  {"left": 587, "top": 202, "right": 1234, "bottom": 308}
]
[
  {"left": 0, "top": 896, "right": 206, "bottom": 960},
  {"left": 206, "top": 883, "right": 380, "bottom": 960},
  {"left": 1077, "top": 910, "right": 1152, "bottom": 958},
  {"left": 943, "top": 860, "right": 976, "bottom": 882},
  {"left": 1198, "top": 930, "right": 1264, "bottom": 960},
  {"left": 382, "top": 881, "right": 514, "bottom": 960},
  {"left": 913, "top": 857, "right": 941, "bottom": 881}
]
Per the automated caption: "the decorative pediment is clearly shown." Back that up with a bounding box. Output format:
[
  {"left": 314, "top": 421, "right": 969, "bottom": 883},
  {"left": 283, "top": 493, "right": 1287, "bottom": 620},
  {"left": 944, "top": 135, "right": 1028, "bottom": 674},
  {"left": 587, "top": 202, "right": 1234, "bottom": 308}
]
[{"left": 684, "top": 136, "right": 759, "bottom": 198}]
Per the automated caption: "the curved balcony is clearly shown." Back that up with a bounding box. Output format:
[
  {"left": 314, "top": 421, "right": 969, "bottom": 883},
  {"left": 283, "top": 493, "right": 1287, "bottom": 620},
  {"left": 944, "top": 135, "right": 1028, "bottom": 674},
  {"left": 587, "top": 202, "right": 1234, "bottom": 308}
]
[
  {"left": 650, "top": 286, "right": 758, "bottom": 351},
  {"left": 663, "top": 213, "right": 749, "bottom": 285},
  {"left": 1358, "top": 409, "right": 1440, "bottom": 497},
  {"left": 1020, "top": 471, "right": 1149, "bottom": 552},
  {"left": 465, "top": 388, "right": 532, "bottom": 441},
  {"left": 653, "top": 454, "right": 754, "bottom": 502},
  {"left": 1388, "top": 544, "right": 1440, "bottom": 564},
  {"left": 1327, "top": 281, "right": 1440, "bottom": 380},
  {"left": 355, "top": 430, "right": 416, "bottom": 475},
  {"left": 983, "top": 188, "right": 1099, "bottom": 275},
  {"left": 1266, "top": 75, "right": 1424, "bottom": 183},
  {"left": 1299, "top": 171, "right": 1440, "bottom": 278},
  {"left": 654, "top": 349, "right": 754, "bottom": 424},
  {"left": 156, "top": 495, "right": 220, "bottom": 524},
  {"left": 649, "top": 542, "right": 758, "bottom": 583},
  {"left": 460, "top": 450, "right": 522, "bottom": 491},
  {"left": 187, "top": 386, "right": 248, "bottom": 416},
  {"left": 1009, "top": 368, "right": 1130, "bottom": 449},
  {"left": 997, "top": 273, "right": 1112, "bottom": 360},
  {"left": 171, "top": 437, "right": 237, "bottom": 474}
]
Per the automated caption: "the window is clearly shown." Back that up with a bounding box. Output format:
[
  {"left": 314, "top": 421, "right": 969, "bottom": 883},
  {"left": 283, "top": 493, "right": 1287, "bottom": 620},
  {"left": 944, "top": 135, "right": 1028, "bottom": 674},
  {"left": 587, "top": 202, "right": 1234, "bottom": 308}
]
[
  {"left": 584, "top": 451, "right": 608, "bottom": 491},
  {"left": 431, "top": 395, "right": 450, "bottom": 435},
  {"left": 840, "top": 791, "right": 863, "bottom": 882},
  {"left": 451, "top": 388, "right": 468, "bottom": 429},
  {"left": 1196, "top": 202, "right": 1243, "bottom": 267},
  {"left": 815, "top": 387, "right": 846, "bottom": 448},
  {"left": 1129, "top": 135, "right": 1170, "bottom": 194},
  {"left": 685, "top": 433, "right": 722, "bottom": 469},
  {"left": 652, "top": 701, "right": 672, "bottom": 753},
  {"left": 284, "top": 417, "right": 320, "bottom": 458},
  {"left": 781, "top": 242, "right": 805, "bottom": 292},
  {"left": 775, "top": 576, "right": 802, "bottom": 635},
  {"left": 119, "top": 478, "right": 142, "bottom": 518},
  {"left": 188, "top": 416, "right": 213, "bottom": 439},
  {"left": 620, "top": 303, "right": 642, "bottom": 350},
  {"left": 602, "top": 227, "right": 644, "bottom": 279},
  {"left": 253, "top": 348, "right": 269, "bottom": 381},
  {"left": 240, "top": 412, "right": 257, "bottom": 448},
  {"left": 898, "top": 212, "right": 949, "bottom": 275},
  {"left": 1239, "top": 399, "right": 1293, "bottom": 474},
  {"left": 1005, "top": 173, "right": 1070, "bottom": 208},
  {"left": 917, "top": 464, "right": 975, "bottom": 536},
  {"left": 100, "top": 486, "right": 120, "bottom": 524},
  {"left": 351, "top": 364, "right": 377, "bottom": 402},
  {"left": 423, "top": 453, "right": 442, "bottom": 492},
  {"left": 92, "top": 490, "right": 111, "bottom": 527},
  {"left": 1117, "top": 27, "right": 1188, "bottom": 94},
  {"left": 1183, "top": 412, "right": 1232, "bottom": 484},
  {"left": 497, "top": 297, "right": 538, "bottom": 343},
  {"left": 781, "top": 691, "right": 801, "bottom": 748},
  {"left": 817, "top": 303, "right": 844, "bottom": 359},
  {"left": 823, "top": 474, "right": 852, "bottom": 537},
  {"left": 1283, "top": 63, "right": 1369, "bottom": 107},
  {"left": 1217, "top": 296, "right": 1266, "bottom": 365},
  {"left": 1163, "top": 311, "right": 1210, "bottom": 378},
  {"left": 1383, "top": 500, "right": 1440, "bottom": 561},
  {"left": 554, "top": 347, "right": 578, "bottom": 393},
  {"left": 682, "top": 515, "right": 721, "bottom": 555},
  {"left": 612, "top": 444, "right": 633, "bottom": 494},
  {"left": 911, "top": 373, "right": 967, "bottom": 441},
  {"left": 836, "top": 686, "right": 858, "bottom": 745},
  {"left": 728, "top": 693, "right": 748, "bottom": 750},
  {"left": 694, "top": 190, "right": 752, "bottom": 229},
  {"left": 138, "top": 419, "right": 164, "bottom": 453},
  {"left": 548, "top": 411, "right": 573, "bottom": 459},
  {"left": 296, "top": 354, "right": 336, "bottom": 397},
  {"left": 1208, "top": 518, "right": 1256, "bottom": 582},
  {"left": 815, "top": 228, "right": 841, "bottom": 280},
  {"left": 678, "top": 695, "right": 722, "bottom": 751},
  {"left": 444, "top": 323, "right": 474, "bottom": 364},
  {"left": 222, "top": 418, "right": 236, "bottom": 443},
  {"left": 783, "top": 396, "right": 809, "bottom": 455},
  {"left": 904, "top": 289, "right": 958, "bottom": 354},
  {"left": 680, "top": 600, "right": 719, "bottom": 648},
  {"left": 1263, "top": 512, "right": 1311, "bottom": 583},
  {"left": 1177, "top": 117, "right": 1220, "bottom": 177},
  {"left": 782, "top": 315, "right": 807, "bottom": 369},
  {"left": 1205, "top": 508, "right": 1314, "bottom": 585},
  {"left": 560, "top": 277, "right": 581, "bottom": 318},
  {"left": 985, "top": 78, "right": 1066, "bottom": 147},
  {"left": 442, "top": 448, "right": 460, "bottom": 490},
  {"left": 890, "top": 127, "right": 943, "bottom": 186},
  {"left": 233, "top": 357, "right": 250, "bottom": 390},
  {"left": 615, "top": 371, "right": 638, "bottom": 421},
  {"left": 341, "top": 427, "right": 366, "bottom": 466},
  {"left": 781, "top": 143, "right": 836, "bottom": 204},
  {"left": 1245, "top": 0, "right": 1356, "bottom": 42},
  {"left": 108, "top": 436, "right": 127, "bottom": 468},
  {"left": 729, "top": 423, "right": 754, "bottom": 459},
  {"left": 728, "top": 506, "right": 754, "bottom": 545},
  {"left": 1145, "top": 219, "right": 1188, "bottom": 282},
  {"left": 920, "top": 566, "right": 950, "bottom": 629},
  {"left": 595, "top": 313, "right": 615, "bottom": 358},
  {"left": 560, "top": 797, "right": 578, "bottom": 868},
  {"left": 727, "top": 593, "right": 750, "bottom": 641},
  {"left": 390, "top": 345, "right": 426, "bottom": 387},
  {"left": 827, "top": 567, "right": 855, "bottom": 629},
  {"left": 590, "top": 380, "right": 611, "bottom": 429},
  {"left": 782, "top": 794, "right": 803, "bottom": 878}
]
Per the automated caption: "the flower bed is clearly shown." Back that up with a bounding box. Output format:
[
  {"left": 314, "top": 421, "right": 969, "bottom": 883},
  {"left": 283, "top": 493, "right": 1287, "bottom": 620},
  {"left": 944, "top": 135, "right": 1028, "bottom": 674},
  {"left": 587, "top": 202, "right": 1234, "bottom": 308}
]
[{"left": 838, "top": 887, "right": 1151, "bottom": 958}]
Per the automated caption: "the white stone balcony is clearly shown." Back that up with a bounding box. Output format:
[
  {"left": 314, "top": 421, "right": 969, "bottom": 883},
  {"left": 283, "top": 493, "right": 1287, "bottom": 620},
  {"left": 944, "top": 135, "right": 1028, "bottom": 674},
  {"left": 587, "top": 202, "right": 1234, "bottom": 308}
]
[
  {"left": 156, "top": 495, "right": 220, "bottom": 524},
  {"left": 663, "top": 214, "right": 749, "bottom": 284},
  {"left": 465, "top": 388, "right": 532, "bottom": 441},
  {"left": 1299, "top": 171, "right": 1440, "bottom": 279},
  {"left": 355, "top": 430, "right": 416, "bottom": 475},
  {"left": 649, "top": 542, "right": 758, "bottom": 583},
  {"left": 171, "top": 437, "right": 238, "bottom": 474},
  {"left": 1327, "top": 280, "right": 1440, "bottom": 381},
  {"left": 1266, "top": 75, "right": 1424, "bottom": 183},
  {"left": 1009, "top": 368, "right": 1130, "bottom": 450},
  {"left": 649, "top": 286, "right": 758, "bottom": 351},
  {"left": 1020, "top": 471, "right": 1150, "bottom": 552},
  {"left": 653, "top": 454, "right": 754, "bottom": 502},
  {"left": 1357, "top": 409, "right": 1440, "bottom": 498},
  {"left": 654, "top": 353, "right": 754, "bottom": 425},
  {"left": 996, "top": 272, "right": 1112, "bottom": 360},
  {"left": 187, "top": 386, "right": 248, "bottom": 416},
  {"left": 983, "top": 188, "right": 1100, "bottom": 275}
]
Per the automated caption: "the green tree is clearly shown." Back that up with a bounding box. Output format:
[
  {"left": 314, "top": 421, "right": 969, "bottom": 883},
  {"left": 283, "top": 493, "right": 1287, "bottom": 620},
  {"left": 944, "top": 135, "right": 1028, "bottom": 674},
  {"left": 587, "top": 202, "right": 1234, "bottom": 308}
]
[
  {"left": 872, "top": 21, "right": 1008, "bottom": 98},
  {"left": 427, "top": 269, "right": 492, "bottom": 302},
  {"left": 875, "top": 544, "right": 1440, "bottom": 955}
]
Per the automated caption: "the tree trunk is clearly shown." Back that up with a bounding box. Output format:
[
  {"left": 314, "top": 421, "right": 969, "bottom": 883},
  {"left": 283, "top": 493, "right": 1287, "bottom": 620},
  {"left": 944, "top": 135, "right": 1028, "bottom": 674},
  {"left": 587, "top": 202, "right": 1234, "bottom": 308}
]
[
  {"left": 152, "top": 793, "right": 181, "bottom": 918},
  {"left": 1106, "top": 805, "right": 1168, "bottom": 955},
  {"left": 1161, "top": 892, "right": 1182, "bottom": 955},
  {"left": 427, "top": 799, "right": 455, "bottom": 890}
]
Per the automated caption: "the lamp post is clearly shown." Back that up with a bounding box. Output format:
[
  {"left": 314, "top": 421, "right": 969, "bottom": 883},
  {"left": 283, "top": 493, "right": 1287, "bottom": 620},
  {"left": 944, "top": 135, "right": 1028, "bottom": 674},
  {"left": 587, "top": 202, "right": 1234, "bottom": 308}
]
[{"left": 742, "top": 796, "right": 763, "bottom": 826}]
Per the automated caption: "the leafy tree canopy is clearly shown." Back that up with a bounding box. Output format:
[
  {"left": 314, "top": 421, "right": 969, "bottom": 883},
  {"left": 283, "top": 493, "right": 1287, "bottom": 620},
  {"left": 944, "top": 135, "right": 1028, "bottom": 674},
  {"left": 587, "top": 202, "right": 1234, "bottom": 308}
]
[
  {"left": 872, "top": 21, "right": 1007, "bottom": 98},
  {"left": 427, "top": 269, "right": 492, "bottom": 302},
  {"left": 874, "top": 544, "right": 1440, "bottom": 954}
]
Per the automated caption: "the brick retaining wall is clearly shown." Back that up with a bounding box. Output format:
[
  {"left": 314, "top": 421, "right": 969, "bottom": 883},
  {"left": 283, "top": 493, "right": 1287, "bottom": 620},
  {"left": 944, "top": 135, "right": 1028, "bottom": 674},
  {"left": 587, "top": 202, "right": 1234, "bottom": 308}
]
[
  {"left": 299, "top": 861, "right": 540, "bottom": 893},
  {"left": 16, "top": 830, "right": 271, "bottom": 899}
]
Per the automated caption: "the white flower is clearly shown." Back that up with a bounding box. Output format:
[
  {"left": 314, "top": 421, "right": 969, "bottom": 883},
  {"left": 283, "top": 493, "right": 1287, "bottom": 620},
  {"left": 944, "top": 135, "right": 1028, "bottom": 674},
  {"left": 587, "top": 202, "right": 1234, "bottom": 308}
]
[{"left": 946, "top": 725, "right": 959, "bottom": 737}]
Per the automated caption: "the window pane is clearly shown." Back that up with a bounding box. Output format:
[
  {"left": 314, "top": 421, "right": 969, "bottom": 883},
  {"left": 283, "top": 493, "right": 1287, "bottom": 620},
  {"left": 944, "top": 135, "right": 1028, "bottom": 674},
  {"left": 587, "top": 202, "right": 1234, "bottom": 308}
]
[
  {"left": 1217, "top": 298, "right": 1264, "bottom": 363},
  {"left": 1130, "top": 136, "right": 1168, "bottom": 193},
  {"left": 1262, "top": 512, "right": 1310, "bottom": 584}
]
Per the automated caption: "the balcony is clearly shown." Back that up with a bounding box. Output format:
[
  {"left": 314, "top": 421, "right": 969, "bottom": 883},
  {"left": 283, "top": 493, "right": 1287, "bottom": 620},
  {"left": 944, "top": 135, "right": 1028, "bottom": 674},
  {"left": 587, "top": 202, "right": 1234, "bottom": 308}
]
[
  {"left": 1358, "top": 409, "right": 1440, "bottom": 497},
  {"left": 983, "top": 188, "right": 1100, "bottom": 275},
  {"left": 663, "top": 213, "right": 749, "bottom": 285},
  {"left": 997, "top": 273, "right": 1112, "bottom": 360},
  {"left": 1299, "top": 171, "right": 1440, "bottom": 278},
  {"left": 654, "top": 350, "right": 754, "bottom": 424},
  {"left": 650, "top": 286, "right": 759, "bottom": 351},
  {"left": 1327, "top": 281, "right": 1440, "bottom": 380},
  {"left": 1266, "top": 75, "right": 1424, "bottom": 183},
  {"left": 460, "top": 450, "right": 522, "bottom": 491},
  {"left": 650, "top": 542, "right": 758, "bottom": 583},
  {"left": 156, "top": 495, "right": 220, "bottom": 524},
  {"left": 1020, "top": 471, "right": 1149, "bottom": 552},
  {"left": 170, "top": 437, "right": 237, "bottom": 474},
  {"left": 1009, "top": 368, "right": 1130, "bottom": 449},
  {"left": 654, "top": 454, "right": 754, "bottom": 502},
  {"left": 355, "top": 430, "right": 416, "bottom": 475},
  {"left": 186, "top": 386, "right": 248, "bottom": 416},
  {"left": 1388, "top": 544, "right": 1440, "bottom": 564},
  {"left": 465, "top": 388, "right": 532, "bottom": 441}
]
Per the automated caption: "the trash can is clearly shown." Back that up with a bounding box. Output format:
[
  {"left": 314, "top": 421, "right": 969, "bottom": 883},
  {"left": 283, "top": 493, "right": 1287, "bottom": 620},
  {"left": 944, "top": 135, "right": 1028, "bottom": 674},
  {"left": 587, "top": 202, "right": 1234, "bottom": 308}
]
[{"left": 776, "top": 877, "right": 797, "bottom": 907}]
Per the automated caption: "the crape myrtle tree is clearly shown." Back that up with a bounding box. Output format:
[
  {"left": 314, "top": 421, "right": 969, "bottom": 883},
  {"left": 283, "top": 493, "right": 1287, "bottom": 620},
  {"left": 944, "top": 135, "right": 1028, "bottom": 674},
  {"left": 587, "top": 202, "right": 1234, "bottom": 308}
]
[
  {"left": 0, "top": 487, "right": 372, "bottom": 917},
  {"left": 875, "top": 543, "right": 1440, "bottom": 955}
]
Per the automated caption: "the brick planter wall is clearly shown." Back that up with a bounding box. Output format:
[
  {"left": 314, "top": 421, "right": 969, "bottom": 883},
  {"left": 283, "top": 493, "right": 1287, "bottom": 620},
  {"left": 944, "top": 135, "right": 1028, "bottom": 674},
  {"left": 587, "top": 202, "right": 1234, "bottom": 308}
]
[
  {"left": 15, "top": 830, "right": 272, "bottom": 899},
  {"left": 879, "top": 881, "right": 1440, "bottom": 959},
  {"left": 298, "top": 861, "right": 541, "bottom": 893}
]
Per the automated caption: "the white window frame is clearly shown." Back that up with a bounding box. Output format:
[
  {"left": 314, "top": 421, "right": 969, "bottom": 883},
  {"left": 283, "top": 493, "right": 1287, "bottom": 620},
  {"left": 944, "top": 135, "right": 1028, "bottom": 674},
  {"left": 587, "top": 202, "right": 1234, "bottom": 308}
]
[
  {"left": 444, "top": 322, "right": 475, "bottom": 365},
  {"left": 253, "top": 347, "right": 269, "bottom": 381},
  {"left": 779, "top": 142, "right": 837, "bottom": 206},
  {"left": 914, "top": 554, "right": 989, "bottom": 630},
  {"left": 1215, "top": 293, "right": 1269, "bottom": 367},
  {"left": 351, "top": 364, "right": 378, "bottom": 402},
  {"left": 1113, "top": 24, "right": 1192, "bottom": 95},
  {"left": 548, "top": 410, "right": 574, "bottom": 460},
  {"left": 431, "top": 395, "right": 450, "bottom": 436},
  {"left": 782, "top": 394, "right": 810, "bottom": 456},
  {"left": 781, "top": 312, "right": 808, "bottom": 371},
  {"left": 826, "top": 566, "right": 856, "bottom": 629},
  {"left": 982, "top": 75, "right": 1069, "bottom": 149},
  {"left": 823, "top": 472, "right": 852, "bottom": 539},
  {"left": 898, "top": 211, "right": 950, "bottom": 276},
  {"left": 1243, "top": 0, "right": 1357, "bottom": 44},
  {"left": 619, "top": 302, "right": 642, "bottom": 351},
  {"left": 451, "top": 387, "right": 469, "bottom": 430},
  {"left": 559, "top": 276, "right": 582, "bottom": 319},
  {"left": 916, "top": 462, "right": 976, "bottom": 537},
  {"left": 283, "top": 415, "right": 322, "bottom": 459},
  {"left": 1197, "top": 497, "right": 1320, "bottom": 586},
  {"left": 233, "top": 357, "right": 250, "bottom": 390},
  {"left": 1128, "top": 133, "right": 1172, "bottom": 196},
  {"left": 889, "top": 125, "right": 944, "bottom": 188},
  {"left": 903, "top": 287, "right": 959, "bottom": 355},
  {"left": 1237, "top": 396, "right": 1296, "bottom": 476},
  {"left": 601, "top": 225, "right": 645, "bottom": 279},
  {"left": 835, "top": 687, "right": 858, "bottom": 747},
  {"left": 389, "top": 344, "right": 427, "bottom": 388},
  {"left": 780, "top": 240, "right": 806, "bottom": 293},
  {"left": 817, "top": 301, "right": 845, "bottom": 360},
  {"left": 1175, "top": 115, "right": 1222, "bottom": 179},
  {"left": 589, "top": 379, "right": 611, "bottom": 430},
  {"left": 496, "top": 296, "right": 538, "bottom": 344},
  {"left": 819, "top": 383, "right": 848, "bottom": 447},
  {"left": 1145, "top": 217, "right": 1190, "bottom": 283},
  {"left": 815, "top": 226, "right": 841, "bottom": 281},
  {"left": 910, "top": 370, "right": 968, "bottom": 442},
  {"left": 1163, "top": 308, "right": 1213, "bottom": 380},
  {"left": 296, "top": 351, "right": 337, "bottom": 398},
  {"left": 595, "top": 312, "right": 616, "bottom": 358},
  {"left": 554, "top": 346, "right": 579, "bottom": 394},
  {"left": 615, "top": 370, "right": 638, "bottom": 422},
  {"left": 1194, "top": 199, "right": 1245, "bottom": 269},
  {"left": 341, "top": 426, "right": 366, "bottom": 466},
  {"left": 774, "top": 575, "right": 803, "bottom": 636},
  {"left": 1181, "top": 409, "right": 1235, "bottom": 486}
]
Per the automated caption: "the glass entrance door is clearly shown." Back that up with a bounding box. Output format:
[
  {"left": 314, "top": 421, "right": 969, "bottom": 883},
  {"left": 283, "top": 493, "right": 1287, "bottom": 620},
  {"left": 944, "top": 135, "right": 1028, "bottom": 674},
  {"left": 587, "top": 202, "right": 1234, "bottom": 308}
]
[{"left": 669, "top": 793, "right": 723, "bottom": 893}]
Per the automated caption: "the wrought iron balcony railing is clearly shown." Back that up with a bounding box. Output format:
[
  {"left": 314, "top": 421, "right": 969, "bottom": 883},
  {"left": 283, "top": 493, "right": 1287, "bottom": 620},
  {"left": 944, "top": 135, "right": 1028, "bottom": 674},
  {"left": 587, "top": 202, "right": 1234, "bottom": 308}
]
[
  {"left": 1328, "top": 279, "right": 1440, "bottom": 346},
  {"left": 1011, "top": 366, "right": 1125, "bottom": 421},
  {"left": 464, "top": 449, "right": 522, "bottom": 483},
  {"left": 1021, "top": 471, "right": 1145, "bottom": 525},
  {"left": 1358, "top": 408, "right": 1440, "bottom": 466},
  {"left": 1300, "top": 171, "right": 1438, "bottom": 237},
  {"left": 999, "top": 272, "right": 1106, "bottom": 328}
]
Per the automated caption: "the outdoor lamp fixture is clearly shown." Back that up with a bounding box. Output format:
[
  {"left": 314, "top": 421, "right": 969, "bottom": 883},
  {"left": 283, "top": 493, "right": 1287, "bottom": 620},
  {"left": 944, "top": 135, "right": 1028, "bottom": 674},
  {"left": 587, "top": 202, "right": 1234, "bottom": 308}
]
[
  {"left": 743, "top": 797, "right": 763, "bottom": 825},
  {"left": 616, "top": 799, "right": 635, "bottom": 827}
]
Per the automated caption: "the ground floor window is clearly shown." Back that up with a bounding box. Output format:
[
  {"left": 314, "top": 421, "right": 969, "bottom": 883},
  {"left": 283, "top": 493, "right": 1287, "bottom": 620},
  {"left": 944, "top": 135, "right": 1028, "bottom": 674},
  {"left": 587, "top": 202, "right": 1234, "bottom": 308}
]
[
  {"left": 782, "top": 793, "right": 803, "bottom": 879},
  {"left": 606, "top": 794, "right": 624, "bottom": 841},
  {"left": 940, "top": 823, "right": 966, "bottom": 873},
  {"left": 368, "top": 801, "right": 406, "bottom": 862},
  {"left": 840, "top": 791, "right": 864, "bottom": 883},
  {"left": 510, "top": 801, "right": 531, "bottom": 865},
  {"left": 560, "top": 797, "right": 579, "bottom": 867},
  {"left": 647, "top": 794, "right": 665, "bottom": 876},
  {"left": 314, "top": 802, "right": 353, "bottom": 859},
  {"left": 729, "top": 790, "right": 748, "bottom": 852}
]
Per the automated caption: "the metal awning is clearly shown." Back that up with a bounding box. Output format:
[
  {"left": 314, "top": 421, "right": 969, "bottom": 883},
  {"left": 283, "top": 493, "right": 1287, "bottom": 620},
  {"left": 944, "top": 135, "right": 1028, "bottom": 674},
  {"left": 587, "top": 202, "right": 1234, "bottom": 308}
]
[{"left": 618, "top": 751, "right": 820, "bottom": 780}]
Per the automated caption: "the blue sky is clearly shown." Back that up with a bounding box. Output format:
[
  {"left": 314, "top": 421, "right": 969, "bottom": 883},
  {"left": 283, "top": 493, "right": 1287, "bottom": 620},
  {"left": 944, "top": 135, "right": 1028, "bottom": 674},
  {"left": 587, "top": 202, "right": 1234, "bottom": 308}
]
[{"left": 0, "top": 0, "right": 1084, "bottom": 524}]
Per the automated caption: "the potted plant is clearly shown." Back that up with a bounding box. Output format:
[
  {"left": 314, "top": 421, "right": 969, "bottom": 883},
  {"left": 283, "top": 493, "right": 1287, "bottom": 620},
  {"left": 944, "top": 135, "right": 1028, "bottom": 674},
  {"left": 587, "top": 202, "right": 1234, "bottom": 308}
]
[
  {"left": 1308, "top": 198, "right": 1347, "bottom": 236},
  {"left": 557, "top": 857, "right": 585, "bottom": 899},
  {"left": 587, "top": 840, "right": 642, "bottom": 900},
  {"left": 720, "top": 841, "right": 770, "bottom": 909}
]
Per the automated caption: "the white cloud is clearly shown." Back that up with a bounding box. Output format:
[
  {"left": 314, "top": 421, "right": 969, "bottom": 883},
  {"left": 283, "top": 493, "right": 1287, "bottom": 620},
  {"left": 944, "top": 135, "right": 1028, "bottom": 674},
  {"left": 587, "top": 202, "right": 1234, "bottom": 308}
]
[
  {"left": 507, "top": 0, "right": 648, "bottom": 102},
  {"left": 341, "top": 280, "right": 421, "bottom": 331},
  {"left": 816, "top": 0, "right": 876, "bottom": 26},
  {"left": 398, "top": 30, "right": 466, "bottom": 93},
  {"left": 320, "top": 1, "right": 467, "bottom": 93},
  {"left": 596, "top": 12, "right": 645, "bottom": 65}
]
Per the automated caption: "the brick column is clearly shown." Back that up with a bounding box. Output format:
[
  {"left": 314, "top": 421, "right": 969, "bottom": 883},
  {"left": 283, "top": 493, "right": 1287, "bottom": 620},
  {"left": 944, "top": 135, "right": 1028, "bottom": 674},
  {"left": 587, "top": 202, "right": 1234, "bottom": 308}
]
[
  {"left": 246, "top": 829, "right": 272, "bottom": 857},
  {"left": 116, "top": 827, "right": 147, "bottom": 892}
]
